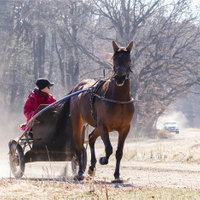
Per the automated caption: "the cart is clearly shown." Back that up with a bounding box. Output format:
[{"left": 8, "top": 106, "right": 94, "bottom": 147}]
[{"left": 8, "top": 101, "right": 89, "bottom": 179}]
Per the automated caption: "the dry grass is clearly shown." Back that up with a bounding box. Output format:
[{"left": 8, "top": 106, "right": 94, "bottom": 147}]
[
  {"left": 121, "top": 129, "right": 200, "bottom": 164},
  {"left": 184, "top": 128, "right": 200, "bottom": 132},
  {"left": 156, "top": 130, "right": 173, "bottom": 139},
  {"left": 99, "top": 128, "right": 200, "bottom": 164},
  {"left": 0, "top": 178, "right": 200, "bottom": 199}
]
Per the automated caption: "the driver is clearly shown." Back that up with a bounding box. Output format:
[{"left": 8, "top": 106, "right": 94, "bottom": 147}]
[{"left": 20, "top": 78, "right": 56, "bottom": 132}]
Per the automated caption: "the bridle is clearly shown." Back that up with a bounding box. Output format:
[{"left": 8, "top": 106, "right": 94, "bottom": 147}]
[
  {"left": 113, "top": 66, "right": 132, "bottom": 81},
  {"left": 111, "top": 51, "right": 132, "bottom": 84}
]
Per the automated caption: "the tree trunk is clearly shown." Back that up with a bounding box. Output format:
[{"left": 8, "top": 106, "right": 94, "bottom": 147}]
[
  {"left": 55, "top": 36, "right": 65, "bottom": 88},
  {"left": 72, "top": 46, "right": 79, "bottom": 85},
  {"left": 10, "top": 65, "right": 18, "bottom": 111},
  {"left": 33, "top": 38, "right": 38, "bottom": 80},
  {"left": 48, "top": 32, "right": 55, "bottom": 80},
  {"left": 38, "top": 33, "right": 45, "bottom": 78}
]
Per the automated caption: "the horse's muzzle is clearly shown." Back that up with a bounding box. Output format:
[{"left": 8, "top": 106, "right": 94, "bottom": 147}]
[{"left": 114, "top": 75, "right": 126, "bottom": 86}]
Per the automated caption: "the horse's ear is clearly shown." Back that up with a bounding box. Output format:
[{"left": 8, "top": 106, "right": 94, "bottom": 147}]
[
  {"left": 112, "top": 41, "right": 119, "bottom": 52},
  {"left": 126, "top": 41, "right": 134, "bottom": 52}
]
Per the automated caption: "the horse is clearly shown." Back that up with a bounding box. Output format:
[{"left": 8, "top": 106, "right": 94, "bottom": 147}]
[{"left": 57, "top": 41, "right": 135, "bottom": 181}]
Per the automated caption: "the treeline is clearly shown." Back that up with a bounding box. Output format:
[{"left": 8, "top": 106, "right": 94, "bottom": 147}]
[{"left": 0, "top": 0, "right": 200, "bottom": 135}]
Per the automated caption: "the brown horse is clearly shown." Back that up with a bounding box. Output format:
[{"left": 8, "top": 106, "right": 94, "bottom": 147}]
[{"left": 57, "top": 41, "right": 135, "bottom": 181}]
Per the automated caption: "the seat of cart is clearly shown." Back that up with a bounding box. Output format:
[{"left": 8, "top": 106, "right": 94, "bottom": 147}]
[{"left": 24, "top": 104, "right": 76, "bottom": 163}]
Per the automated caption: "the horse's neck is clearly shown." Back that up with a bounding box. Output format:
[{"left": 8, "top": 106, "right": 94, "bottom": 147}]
[{"left": 107, "top": 80, "right": 130, "bottom": 101}]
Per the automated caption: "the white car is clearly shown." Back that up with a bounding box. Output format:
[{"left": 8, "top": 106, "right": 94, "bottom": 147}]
[{"left": 164, "top": 121, "right": 179, "bottom": 134}]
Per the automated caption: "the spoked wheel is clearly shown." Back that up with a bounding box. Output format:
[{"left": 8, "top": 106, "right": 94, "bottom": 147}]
[
  {"left": 9, "top": 142, "right": 25, "bottom": 178},
  {"left": 71, "top": 146, "right": 87, "bottom": 176}
]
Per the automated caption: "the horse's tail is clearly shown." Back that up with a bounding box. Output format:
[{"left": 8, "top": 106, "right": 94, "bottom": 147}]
[{"left": 56, "top": 91, "right": 72, "bottom": 134}]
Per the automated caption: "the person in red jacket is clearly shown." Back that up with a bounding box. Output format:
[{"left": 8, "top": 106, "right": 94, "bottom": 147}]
[{"left": 20, "top": 78, "right": 56, "bottom": 131}]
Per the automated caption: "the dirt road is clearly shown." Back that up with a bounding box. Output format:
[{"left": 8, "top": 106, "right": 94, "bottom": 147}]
[
  {"left": 95, "top": 161, "right": 200, "bottom": 189},
  {"left": 1, "top": 128, "right": 200, "bottom": 189}
]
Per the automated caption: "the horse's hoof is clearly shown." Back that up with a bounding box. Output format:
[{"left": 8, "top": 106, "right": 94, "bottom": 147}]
[
  {"left": 74, "top": 174, "right": 84, "bottom": 181},
  {"left": 88, "top": 167, "right": 95, "bottom": 177},
  {"left": 111, "top": 177, "right": 130, "bottom": 183},
  {"left": 99, "top": 157, "right": 108, "bottom": 165},
  {"left": 111, "top": 178, "right": 124, "bottom": 183}
]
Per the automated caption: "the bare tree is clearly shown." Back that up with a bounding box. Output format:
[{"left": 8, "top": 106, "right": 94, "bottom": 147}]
[
  {"left": 77, "top": 0, "right": 200, "bottom": 135},
  {"left": 0, "top": 0, "right": 200, "bottom": 135}
]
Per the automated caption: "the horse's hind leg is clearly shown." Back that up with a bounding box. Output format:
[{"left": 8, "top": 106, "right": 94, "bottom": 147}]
[
  {"left": 114, "top": 126, "right": 130, "bottom": 180},
  {"left": 71, "top": 118, "right": 84, "bottom": 178},
  {"left": 88, "top": 128, "right": 99, "bottom": 176}
]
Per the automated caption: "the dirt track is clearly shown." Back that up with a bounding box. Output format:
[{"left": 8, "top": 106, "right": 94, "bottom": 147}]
[
  {"left": 95, "top": 161, "right": 200, "bottom": 189},
  {"left": 1, "top": 129, "right": 200, "bottom": 189}
]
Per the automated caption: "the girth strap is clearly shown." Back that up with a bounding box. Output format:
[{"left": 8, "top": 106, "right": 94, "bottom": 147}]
[{"left": 88, "top": 80, "right": 106, "bottom": 125}]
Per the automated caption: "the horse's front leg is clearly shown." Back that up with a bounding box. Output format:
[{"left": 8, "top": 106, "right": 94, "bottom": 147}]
[
  {"left": 114, "top": 126, "right": 130, "bottom": 180},
  {"left": 88, "top": 128, "right": 99, "bottom": 176},
  {"left": 99, "top": 125, "right": 113, "bottom": 165}
]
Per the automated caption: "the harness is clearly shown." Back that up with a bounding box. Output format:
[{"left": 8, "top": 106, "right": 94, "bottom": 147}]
[
  {"left": 88, "top": 49, "right": 134, "bottom": 124},
  {"left": 88, "top": 80, "right": 106, "bottom": 124},
  {"left": 88, "top": 78, "right": 134, "bottom": 124}
]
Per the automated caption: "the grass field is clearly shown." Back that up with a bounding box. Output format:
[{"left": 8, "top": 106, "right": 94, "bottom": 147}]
[{"left": 0, "top": 178, "right": 200, "bottom": 199}]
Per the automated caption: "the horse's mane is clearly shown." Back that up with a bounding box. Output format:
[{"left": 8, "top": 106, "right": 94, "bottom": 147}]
[{"left": 56, "top": 90, "right": 72, "bottom": 134}]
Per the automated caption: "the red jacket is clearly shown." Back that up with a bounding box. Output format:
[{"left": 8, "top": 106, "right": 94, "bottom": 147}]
[{"left": 20, "top": 89, "right": 56, "bottom": 131}]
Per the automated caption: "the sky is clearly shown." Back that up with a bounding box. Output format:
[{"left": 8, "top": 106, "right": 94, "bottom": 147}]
[{"left": 192, "top": 0, "right": 199, "bottom": 10}]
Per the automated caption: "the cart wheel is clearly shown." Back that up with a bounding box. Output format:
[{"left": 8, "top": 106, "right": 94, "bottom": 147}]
[
  {"left": 71, "top": 147, "right": 87, "bottom": 175},
  {"left": 9, "top": 142, "right": 25, "bottom": 178}
]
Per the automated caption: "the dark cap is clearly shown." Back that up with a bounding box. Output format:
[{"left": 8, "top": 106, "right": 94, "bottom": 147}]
[{"left": 36, "top": 78, "right": 54, "bottom": 90}]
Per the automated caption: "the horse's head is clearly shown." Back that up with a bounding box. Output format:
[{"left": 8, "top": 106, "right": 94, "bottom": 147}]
[{"left": 112, "top": 41, "right": 133, "bottom": 86}]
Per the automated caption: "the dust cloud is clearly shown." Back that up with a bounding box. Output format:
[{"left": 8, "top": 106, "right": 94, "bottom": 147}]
[
  {"left": 156, "top": 111, "right": 188, "bottom": 130},
  {"left": 0, "top": 110, "right": 25, "bottom": 178}
]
